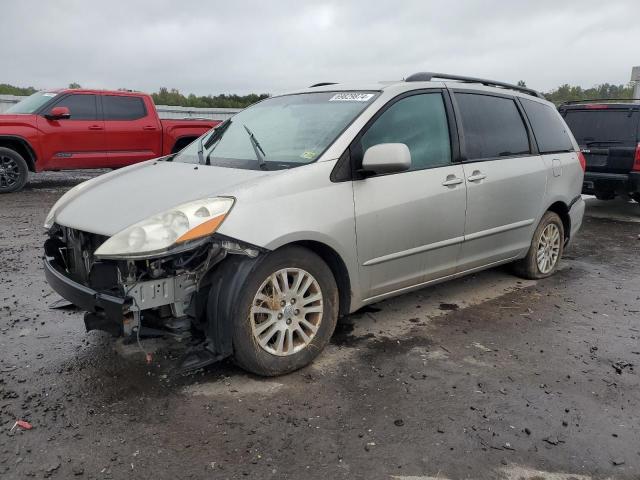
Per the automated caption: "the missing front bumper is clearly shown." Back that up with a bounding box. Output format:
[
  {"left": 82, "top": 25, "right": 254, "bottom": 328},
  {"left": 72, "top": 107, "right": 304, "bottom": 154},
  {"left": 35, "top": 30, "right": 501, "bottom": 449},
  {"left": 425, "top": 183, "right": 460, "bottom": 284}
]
[{"left": 43, "top": 256, "right": 197, "bottom": 337}]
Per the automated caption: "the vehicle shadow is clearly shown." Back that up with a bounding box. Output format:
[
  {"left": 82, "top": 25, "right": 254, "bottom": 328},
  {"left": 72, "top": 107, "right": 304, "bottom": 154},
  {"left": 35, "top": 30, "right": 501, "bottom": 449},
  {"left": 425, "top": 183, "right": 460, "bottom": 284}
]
[
  {"left": 584, "top": 195, "right": 640, "bottom": 223},
  {"left": 22, "top": 170, "right": 108, "bottom": 191}
]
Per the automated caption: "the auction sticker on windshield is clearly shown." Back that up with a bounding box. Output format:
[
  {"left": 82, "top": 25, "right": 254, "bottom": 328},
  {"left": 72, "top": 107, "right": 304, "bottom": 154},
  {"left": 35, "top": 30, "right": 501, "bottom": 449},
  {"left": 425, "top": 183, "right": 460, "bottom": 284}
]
[{"left": 329, "top": 93, "right": 375, "bottom": 102}]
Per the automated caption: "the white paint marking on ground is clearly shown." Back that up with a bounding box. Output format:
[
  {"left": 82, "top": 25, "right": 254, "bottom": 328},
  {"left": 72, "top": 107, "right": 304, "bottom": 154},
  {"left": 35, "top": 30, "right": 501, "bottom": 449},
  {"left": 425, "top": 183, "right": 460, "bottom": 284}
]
[
  {"left": 184, "top": 375, "right": 283, "bottom": 397},
  {"left": 392, "top": 464, "right": 609, "bottom": 479},
  {"left": 472, "top": 342, "right": 493, "bottom": 352}
]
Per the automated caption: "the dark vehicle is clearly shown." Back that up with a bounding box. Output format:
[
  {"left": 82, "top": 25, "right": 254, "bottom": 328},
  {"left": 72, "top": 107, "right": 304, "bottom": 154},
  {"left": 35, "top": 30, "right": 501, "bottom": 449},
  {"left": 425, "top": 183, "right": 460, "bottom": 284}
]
[{"left": 559, "top": 100, "right": 640, "bottom": 202}]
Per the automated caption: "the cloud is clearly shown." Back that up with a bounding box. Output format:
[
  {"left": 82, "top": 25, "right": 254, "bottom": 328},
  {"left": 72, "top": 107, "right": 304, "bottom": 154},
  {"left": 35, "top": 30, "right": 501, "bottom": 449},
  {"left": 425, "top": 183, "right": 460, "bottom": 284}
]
[{"left": 0, "top": 0, "right": 637, "bottom": 95}]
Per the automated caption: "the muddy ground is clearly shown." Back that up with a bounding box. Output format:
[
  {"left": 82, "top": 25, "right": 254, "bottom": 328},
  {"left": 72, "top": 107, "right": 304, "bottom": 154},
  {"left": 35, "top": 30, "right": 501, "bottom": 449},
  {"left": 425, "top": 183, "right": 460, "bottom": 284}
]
[{"left": 1, "top": 171, "right": 639, "bottom": 480}]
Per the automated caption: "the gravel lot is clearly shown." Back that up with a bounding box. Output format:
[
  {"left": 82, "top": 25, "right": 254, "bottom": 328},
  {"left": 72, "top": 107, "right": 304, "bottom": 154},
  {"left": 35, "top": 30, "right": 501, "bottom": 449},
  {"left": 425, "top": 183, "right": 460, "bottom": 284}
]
[{"left": 1, "top": 171, "right": 639, "bottom": 480}]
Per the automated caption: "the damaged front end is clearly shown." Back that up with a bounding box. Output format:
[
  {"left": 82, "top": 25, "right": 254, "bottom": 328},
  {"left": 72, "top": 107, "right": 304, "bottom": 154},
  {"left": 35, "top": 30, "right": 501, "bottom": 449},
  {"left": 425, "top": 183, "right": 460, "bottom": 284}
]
[{"left": 44, "top": 223, "right": 262, "bottom": 367}]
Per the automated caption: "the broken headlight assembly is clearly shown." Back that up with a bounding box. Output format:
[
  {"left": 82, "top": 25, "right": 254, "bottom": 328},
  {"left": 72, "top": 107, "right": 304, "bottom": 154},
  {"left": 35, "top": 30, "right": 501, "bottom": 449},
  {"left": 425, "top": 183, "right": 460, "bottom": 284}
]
[{"left": 94, "top": 197, "right": 235, "bottom": 260}]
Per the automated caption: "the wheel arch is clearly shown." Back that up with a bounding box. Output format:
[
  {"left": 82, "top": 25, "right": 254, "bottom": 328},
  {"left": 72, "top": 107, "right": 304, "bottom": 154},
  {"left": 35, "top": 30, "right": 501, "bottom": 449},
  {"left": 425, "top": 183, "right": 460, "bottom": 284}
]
[
  {"left": 0, "top": 135, "right": 37, "bottom": 172},
  {"left": 546, "top": 200, "right": 571, "bottom": 240},
  {"left": 171, "top": 136, "right": 198, "bottom": 154},
  {"left": 286, "top": 240, "right": 352, "bottom": 317}
]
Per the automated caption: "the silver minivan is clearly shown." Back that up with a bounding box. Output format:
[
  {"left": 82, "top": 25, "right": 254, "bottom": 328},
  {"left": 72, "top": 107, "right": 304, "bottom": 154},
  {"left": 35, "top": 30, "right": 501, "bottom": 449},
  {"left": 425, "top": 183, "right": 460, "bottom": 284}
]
[{"left": 43, "top": 73, "right": 586, "bottom": 376}]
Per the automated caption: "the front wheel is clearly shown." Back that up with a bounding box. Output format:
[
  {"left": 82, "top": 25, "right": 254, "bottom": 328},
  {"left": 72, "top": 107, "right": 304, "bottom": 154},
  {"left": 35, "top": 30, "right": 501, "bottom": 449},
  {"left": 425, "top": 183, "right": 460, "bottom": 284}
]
[
  {"left": 0, "top": 147, "right": 29, "bottom": 193},
  {"left": 228, "top": 246, "right": 339, "bottom": 376},
  {"left": 513, "top": 211, "right": 564, "bottom": 280}
]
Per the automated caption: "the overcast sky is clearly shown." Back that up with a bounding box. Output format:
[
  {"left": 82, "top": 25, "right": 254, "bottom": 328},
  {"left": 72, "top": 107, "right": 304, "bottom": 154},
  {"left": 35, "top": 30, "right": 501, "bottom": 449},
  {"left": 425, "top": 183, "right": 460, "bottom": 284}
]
[{"left": 1, "top": 0, "right": 638, "bottom": 96}]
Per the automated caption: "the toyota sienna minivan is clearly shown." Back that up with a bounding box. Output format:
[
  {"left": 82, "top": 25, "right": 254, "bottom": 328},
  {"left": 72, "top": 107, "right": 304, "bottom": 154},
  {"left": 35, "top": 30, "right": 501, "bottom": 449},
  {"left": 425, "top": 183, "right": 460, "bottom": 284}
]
[{"left": 43, "top": 72, "right": 586, "bottom": 376}]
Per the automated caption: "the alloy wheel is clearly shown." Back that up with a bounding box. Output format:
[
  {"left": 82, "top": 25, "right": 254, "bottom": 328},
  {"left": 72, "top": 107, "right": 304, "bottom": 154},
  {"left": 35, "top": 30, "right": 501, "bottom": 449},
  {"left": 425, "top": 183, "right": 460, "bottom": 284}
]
[
  {"left": 536, "top": 223, "right": 561, "bottom": 274},
  {"left": 250, "top": 268, "right": 323, "bottom": 356},
  {"left": 0, "top": 155, "right": 20, "bottom": 189}
]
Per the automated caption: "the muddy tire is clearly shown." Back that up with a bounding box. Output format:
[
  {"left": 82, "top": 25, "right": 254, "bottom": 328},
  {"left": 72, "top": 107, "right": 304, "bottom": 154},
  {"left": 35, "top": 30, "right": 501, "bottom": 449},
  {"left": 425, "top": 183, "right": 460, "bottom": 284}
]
[
  {"left": 513, "top": 211, "right": 564, "bottom": 280},
  {"left": 0, "top": 147, "right": 29, "bottom": 193},
  {"left": 223, "top": 246, "right": 338, "bottom": 376}
]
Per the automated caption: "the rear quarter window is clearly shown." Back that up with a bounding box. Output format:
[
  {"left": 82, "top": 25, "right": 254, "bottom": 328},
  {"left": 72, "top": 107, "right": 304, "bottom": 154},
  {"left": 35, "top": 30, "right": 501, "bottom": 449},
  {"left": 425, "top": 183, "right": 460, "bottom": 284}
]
[
  {"left": 455, "top": 93, "right": 530, "bottom": 160},
  {"left": 521, "top": 98, "right": 574, "bottom": 153},
  {"left": 103, "top": 95, "right": 147, "bottom": 120}
]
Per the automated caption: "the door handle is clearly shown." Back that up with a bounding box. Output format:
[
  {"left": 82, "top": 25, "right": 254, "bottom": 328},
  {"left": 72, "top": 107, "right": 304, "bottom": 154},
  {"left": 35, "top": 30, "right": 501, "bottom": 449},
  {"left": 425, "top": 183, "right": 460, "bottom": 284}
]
[
  {"left": 467, "top": 171, "right": 486, "bottom": 182},
  {"left": 142, "top": 125, "right": 157, "bottom": 131},
  {"left": 88, "top": 125, "right": 103, "bottom": 130},
  {"left": 442, "top": 175, "right": 463, "bottom": 187}
]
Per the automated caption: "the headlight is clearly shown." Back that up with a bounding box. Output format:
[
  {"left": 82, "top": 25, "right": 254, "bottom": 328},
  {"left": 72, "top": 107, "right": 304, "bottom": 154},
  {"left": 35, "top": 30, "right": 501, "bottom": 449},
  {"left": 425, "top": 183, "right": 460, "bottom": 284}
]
[{"left": 94, "top": 197, "right": 235, "bottom": 259}]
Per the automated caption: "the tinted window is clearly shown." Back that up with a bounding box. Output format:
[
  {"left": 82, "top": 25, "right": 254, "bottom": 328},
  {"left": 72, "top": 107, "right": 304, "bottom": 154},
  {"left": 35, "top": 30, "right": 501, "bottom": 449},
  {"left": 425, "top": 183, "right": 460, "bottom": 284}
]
[
  {"left": 49, "top": 94, "right": 97, "bottom": 121},
  {"left": 360, "top": 93, "right": 451, "bottom": 171},
  {"left": 103, "top": 95, "right": 147, "bottom": 120},
  {"left": 456, "top": 93, "right": 530, "bottom": 160},
  {"left": 562, "top": 109, "right": 639, "bottom": 146},
  {"left": 521, "top": 99, "right": 574, "bottom": 153}
]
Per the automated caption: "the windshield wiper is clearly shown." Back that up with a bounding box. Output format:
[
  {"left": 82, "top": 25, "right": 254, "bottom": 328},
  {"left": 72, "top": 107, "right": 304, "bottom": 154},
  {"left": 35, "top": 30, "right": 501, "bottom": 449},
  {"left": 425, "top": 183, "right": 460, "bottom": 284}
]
[
  {"left": 199, "top": 119, "right": 232, "bottom": 165},
  {"left": 197, "top": 136, "right": 205, "bottom": 165},
  {"left": 243, "top": 124, "right": 268, "bottom": 170}
]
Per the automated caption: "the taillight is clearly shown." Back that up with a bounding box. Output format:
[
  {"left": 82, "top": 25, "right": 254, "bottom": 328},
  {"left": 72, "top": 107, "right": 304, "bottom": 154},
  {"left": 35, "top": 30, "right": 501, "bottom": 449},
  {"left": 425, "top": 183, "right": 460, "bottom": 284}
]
[
  {"left": 634, "top": 143, "right": 640, "bottom": 172},
  {"left": 578, "top": 151, "right": 586, "bottom": 172}
]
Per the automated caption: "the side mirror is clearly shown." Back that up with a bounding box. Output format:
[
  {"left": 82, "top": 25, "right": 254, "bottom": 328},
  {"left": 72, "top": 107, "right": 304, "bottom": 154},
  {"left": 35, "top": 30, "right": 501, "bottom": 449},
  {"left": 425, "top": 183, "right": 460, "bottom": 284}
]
[
  {"left": 45, "top": 106, "right": 71, "bottom": 120},
  {"left": 361, "top": 143, "right": 411, "bottom": 176}
]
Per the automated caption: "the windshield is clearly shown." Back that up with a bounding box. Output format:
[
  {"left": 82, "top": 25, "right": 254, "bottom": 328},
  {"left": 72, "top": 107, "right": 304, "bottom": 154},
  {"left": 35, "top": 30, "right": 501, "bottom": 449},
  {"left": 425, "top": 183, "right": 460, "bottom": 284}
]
[
  {"left": 5, "top": 91, "right": 58, "bottom": 114},
  {"left": 563, "top": 109, "right": 639, "bottom": 146},
  {"left": 172, "top": 91, "right": 378, "bottom": 170}
]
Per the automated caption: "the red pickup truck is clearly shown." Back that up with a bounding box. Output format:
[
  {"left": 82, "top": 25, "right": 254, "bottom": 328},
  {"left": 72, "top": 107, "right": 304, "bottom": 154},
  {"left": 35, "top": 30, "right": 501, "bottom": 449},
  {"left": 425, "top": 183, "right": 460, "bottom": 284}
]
[{"left": 0, "top": 89, "right": 221, "bottom": 193}]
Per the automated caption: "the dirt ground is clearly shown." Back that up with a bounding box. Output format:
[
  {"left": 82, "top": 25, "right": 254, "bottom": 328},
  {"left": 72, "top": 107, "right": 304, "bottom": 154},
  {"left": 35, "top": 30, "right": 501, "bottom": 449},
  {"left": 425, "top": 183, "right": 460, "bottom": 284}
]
[{"left": 1, "top": 171, "right": 639, "bottom": 480}]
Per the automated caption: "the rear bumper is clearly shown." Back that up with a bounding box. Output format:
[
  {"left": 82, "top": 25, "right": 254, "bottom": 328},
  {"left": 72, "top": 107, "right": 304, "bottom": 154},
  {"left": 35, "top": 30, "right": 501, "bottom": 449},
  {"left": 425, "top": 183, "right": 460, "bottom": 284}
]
[
  {"left": 567, "top": 196, "right": 585, "bottom": 245},
  {"left": 583, "top": 171, "right": 640, "bottom": 194},
  {"left": 43, "top": 256, "right": 127, "bottom": 325}
]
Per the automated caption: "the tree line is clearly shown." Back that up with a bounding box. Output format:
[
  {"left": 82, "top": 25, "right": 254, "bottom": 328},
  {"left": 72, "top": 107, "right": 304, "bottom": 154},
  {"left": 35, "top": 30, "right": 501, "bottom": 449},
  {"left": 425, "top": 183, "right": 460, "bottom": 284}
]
[{"left": 0, "top": 81, "right": 635, "bottom": 108}]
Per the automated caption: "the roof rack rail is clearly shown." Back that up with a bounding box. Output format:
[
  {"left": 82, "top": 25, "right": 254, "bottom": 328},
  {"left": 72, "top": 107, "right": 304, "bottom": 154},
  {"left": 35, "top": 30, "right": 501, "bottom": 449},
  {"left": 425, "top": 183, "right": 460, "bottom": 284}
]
[
  {"left": 309, "top": 82, "right": 337, "bottom": 88},
  {"left": 559, "top": 98, "right": 640, "bottom": 106},
  {"left": 405, "top": 72, "right": 544, "bottom": 98}
]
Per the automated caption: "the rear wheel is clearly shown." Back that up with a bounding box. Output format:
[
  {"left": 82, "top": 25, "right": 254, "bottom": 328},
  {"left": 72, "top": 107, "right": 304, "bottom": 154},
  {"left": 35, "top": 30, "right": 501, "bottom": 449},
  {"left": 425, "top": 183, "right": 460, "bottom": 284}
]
[
  {"left": 513, "top": 211, "right": 564, "bottom": 280},
  {"left": 0, "top": 147, "right": 29, "bottom": 193},
  {"left": 229, "top": 246, "right": 338, "bottom": 376}
]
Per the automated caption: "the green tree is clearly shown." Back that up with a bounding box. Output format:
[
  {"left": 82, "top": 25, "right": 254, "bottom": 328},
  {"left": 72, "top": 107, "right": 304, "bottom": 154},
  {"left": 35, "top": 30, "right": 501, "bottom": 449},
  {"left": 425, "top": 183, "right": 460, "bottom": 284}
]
[
  {"left": 68, "top": 82, "right": 82, "bottom": 89},
  {"left": 151, "top": 87, "right": 269, "bottom": 108},
  {"left": 0, "top": 83, "right": 37, "bottom": 96},
  {"left": 544, "top": 83, "right": 634, "bottom": 105}
]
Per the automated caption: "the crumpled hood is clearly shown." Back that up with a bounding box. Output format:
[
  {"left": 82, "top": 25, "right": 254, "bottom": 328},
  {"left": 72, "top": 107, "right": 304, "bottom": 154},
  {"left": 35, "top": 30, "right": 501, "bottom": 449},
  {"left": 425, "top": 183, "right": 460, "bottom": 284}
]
[{"left": 54, "top": 160, "right": 272, "bottom": 236}]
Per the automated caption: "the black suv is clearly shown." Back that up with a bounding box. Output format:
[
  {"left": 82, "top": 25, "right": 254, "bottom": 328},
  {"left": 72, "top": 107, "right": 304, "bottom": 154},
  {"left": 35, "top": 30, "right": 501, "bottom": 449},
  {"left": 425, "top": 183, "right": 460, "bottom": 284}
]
[{"left": 559, "top": 100, "right": 640, "bottom": 202}]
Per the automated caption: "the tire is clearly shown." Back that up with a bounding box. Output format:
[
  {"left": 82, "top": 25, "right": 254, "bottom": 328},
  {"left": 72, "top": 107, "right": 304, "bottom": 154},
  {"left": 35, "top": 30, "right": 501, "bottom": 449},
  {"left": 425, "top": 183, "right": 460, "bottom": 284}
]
[
  {"left": 221, "top": 246, "right": 338, "bottom": 376},
  {"left": 594, "top": 191, "right": 615, "bottom": 201},
  {"left": 0, "top": 147, "right": 29, "bottom": 193},
  {"left": 513, "top": 211, "right": 564, "bottom": 280}
]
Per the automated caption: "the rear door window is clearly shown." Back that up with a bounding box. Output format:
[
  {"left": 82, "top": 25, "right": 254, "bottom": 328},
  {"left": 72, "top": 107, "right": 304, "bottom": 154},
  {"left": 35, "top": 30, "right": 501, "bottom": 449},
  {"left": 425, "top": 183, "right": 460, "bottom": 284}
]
[
  {"left": 48, "top": 94, "right": 98, "bottom": 121},
  {"left": 562, "top": 109, "right": 639, "bottom": 146},
  {"left": 103, "top": 95, "right": 147, "bottom": 120},
  {"left": 455, "top": 93, "right": 530, "bottom": 160},
  {"left": 360, "top": 92, "right": 451, "bottom": 171},
  {"left": 521, "top": 99, "right": 574, "bottom": 153}
]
